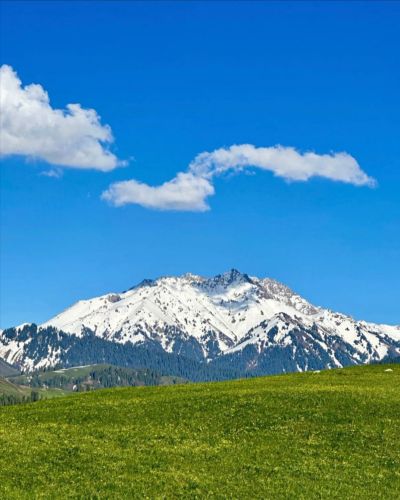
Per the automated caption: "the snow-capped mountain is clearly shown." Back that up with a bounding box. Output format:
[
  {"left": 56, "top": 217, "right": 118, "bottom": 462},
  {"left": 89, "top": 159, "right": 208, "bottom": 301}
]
[{"left": 1, "top": 269, "right": 399, "bottom": 376}]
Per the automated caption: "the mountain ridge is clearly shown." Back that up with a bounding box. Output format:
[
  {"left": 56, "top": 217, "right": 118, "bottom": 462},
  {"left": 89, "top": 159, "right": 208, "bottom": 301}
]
[{"left": 1, "top": 269, "right": 399, "bottom": 376}]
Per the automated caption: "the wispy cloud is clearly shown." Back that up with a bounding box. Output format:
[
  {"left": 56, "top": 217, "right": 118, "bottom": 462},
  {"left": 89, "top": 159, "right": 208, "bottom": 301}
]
[
  {"left": 102, "top": 144, "right": 376, "bottom": 211},
  {"left": 189, "top": 144, "right": 375, "bottom": 186},
  {"left": 0, "top": 65, "right": 124, "bottom": 171},
  {"left": 39, "top": 168, "right": 63, "bottom": 179}
]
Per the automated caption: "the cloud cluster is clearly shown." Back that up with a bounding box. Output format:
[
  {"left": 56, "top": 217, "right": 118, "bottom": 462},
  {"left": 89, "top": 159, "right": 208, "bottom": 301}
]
[
  {"left": 0, "top": 65, "right": 122, "bottom": 170},
  {"left": 103, "top": 144, "right": 376, "bottom": 211},
  {"left": 1, "top": 65, "right": 376, "bottom": 212}
]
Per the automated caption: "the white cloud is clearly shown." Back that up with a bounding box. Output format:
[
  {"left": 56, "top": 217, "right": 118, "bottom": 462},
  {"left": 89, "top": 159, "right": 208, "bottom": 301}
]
[
  {"left": 102, "top": 173, "right": 214, "bottom": 211},
  {"left": 103, "top": 144, "right": 376, "bottom": 211},
  {"left": 0, "top": 66, "right": 376, "bottom": 211},
  {"left": 0, "top": 65, "right": 123, "bottom": 170},
  {"left": 189, "top": 144, "right": 376, "bottom": 187}
]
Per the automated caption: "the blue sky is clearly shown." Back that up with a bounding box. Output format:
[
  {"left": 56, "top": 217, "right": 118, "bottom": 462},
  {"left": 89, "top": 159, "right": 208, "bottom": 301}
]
[{"left": 1, "top": 1, "right": 399, "bottom": 327}]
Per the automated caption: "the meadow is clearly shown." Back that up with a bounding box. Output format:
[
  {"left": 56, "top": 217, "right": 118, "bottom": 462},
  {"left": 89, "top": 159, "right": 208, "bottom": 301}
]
[{"left": 0, "top": 364, "right": 399, "bottom": 498}]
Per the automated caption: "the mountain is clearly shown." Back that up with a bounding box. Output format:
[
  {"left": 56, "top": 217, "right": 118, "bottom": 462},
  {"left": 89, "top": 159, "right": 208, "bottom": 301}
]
[{"left": 1, "top": 269, "right": 399, "bottom": 378}]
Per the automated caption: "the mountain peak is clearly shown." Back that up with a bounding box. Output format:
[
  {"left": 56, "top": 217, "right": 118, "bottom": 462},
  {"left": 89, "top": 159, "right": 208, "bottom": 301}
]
[
  {"left": 128, "top": 278, "right": 156, "bottom": 291},
  {"left": 224, "top": 268, "right": 244, "bottom": 278},
  {"left": 200, "top": 268, "right": 253, "bottom": 290}
]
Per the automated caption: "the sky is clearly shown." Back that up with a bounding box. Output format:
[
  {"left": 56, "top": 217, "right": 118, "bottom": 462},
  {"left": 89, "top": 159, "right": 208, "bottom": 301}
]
[{"left": 0, "top": 1, "right": 399, "bottom": 327}]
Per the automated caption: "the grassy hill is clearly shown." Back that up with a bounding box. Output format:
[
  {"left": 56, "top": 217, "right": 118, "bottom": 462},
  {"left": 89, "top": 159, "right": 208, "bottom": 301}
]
[
  {"left": 0, "top": 376, "right": 68, "bottom": 406},
  {"left": 0, "top": 377, "right": 29, "bottom": 398},
  {"left": 9, "top": 363, "right": 185, "bottom": 393},
  {"left": 0, "top": 364, "right": 399, "bottom": 498},
  {"left": 1, "top": 364, "right": 186, "bottom": 407}
]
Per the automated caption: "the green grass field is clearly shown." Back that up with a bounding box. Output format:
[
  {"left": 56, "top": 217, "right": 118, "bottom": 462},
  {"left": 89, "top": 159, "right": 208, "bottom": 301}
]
[{"left": 0, "top": 364, "right": 399, "bottom": 499}]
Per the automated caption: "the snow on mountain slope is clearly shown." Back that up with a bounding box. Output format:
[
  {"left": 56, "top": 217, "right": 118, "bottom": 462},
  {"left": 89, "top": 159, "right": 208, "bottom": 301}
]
[
  {"left": 40, "top": 269, "right": 400, "bottom": 362},
  {"left": 1, "top": 269, "right": 399, "bottom": 373},
  {"left": 40, "top": 270, "right": 320, "bottom": 353}
]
